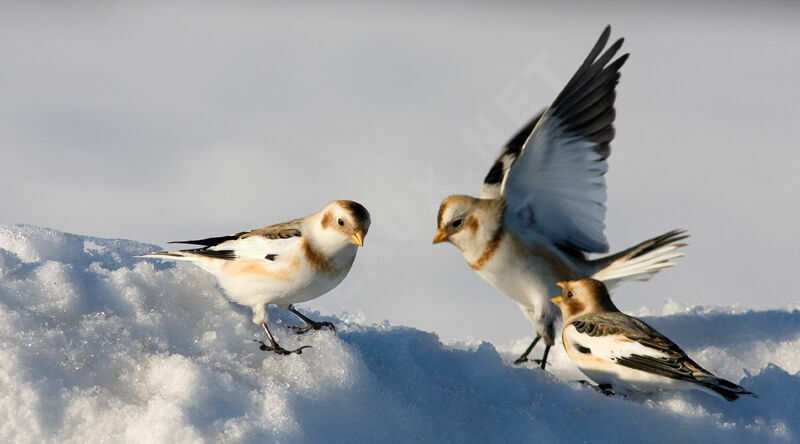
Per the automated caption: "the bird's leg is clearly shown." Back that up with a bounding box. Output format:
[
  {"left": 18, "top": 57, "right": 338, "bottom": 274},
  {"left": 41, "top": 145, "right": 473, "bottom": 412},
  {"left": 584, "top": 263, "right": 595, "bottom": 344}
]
[
  {"left": 513, "top": 335, "right": 541, "bottom": 365},
  {"left": 255, "top": 322, "right": 310, "bottom": 355},
  {"left": 287, "top": 305, "right": 336, "bottom": 335},
  {"left": 533, "top": 344, "right": 551, "bottom": 370}
]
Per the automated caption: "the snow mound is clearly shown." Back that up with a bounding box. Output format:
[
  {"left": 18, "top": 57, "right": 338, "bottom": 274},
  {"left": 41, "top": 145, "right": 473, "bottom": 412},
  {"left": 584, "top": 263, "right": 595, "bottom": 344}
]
[{"left": 1, "top": 224, "right": 799, "bottom": 442}]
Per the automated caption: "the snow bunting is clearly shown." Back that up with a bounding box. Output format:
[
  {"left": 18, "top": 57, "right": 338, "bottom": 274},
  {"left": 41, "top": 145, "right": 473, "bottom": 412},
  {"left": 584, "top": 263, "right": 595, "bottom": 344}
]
[
  {"left": 433, "top": 26, "right": 688, "bottom": 369},
  {"left": 552, "top": 279, "right": 756, "bottom": 401},
  {"left": 138, "top": 200, "right": 370, "bottom": 355}
]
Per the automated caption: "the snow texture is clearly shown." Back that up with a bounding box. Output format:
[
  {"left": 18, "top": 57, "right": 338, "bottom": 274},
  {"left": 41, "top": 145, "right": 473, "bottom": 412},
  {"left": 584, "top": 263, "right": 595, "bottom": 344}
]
[{"left": 1, "top": 224, "right": 798, "bottom": 442}]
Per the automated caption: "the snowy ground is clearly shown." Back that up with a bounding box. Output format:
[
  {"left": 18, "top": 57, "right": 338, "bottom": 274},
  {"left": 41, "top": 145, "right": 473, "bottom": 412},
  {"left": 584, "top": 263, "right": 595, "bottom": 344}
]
[{"left": 1, "top": 224, "right": 799, "bottom": 443}]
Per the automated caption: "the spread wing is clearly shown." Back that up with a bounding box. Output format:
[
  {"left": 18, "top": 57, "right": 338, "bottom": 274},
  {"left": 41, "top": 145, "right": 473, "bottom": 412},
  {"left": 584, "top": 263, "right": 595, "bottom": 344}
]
[
  {"left": 567, "top": 313, "right": 711, "bottom": 382},
  {"left": 500, "top": 26, "right": 628, "bottom": 254},
  {"left": 168, "top": 219, "right": 304, "bottom": 261},
  {"left": 481, "top": 111, "right": 544, "bottom": 199}
]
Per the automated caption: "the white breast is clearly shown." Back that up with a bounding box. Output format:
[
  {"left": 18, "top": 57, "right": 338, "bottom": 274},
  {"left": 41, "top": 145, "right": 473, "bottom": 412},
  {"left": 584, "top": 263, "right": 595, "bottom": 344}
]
[
  {"left": 197, "top": 243, "right": 357, "bottom": 309},
  {"left": 475, "top": 232, "right": 580, "bottom": 312}
]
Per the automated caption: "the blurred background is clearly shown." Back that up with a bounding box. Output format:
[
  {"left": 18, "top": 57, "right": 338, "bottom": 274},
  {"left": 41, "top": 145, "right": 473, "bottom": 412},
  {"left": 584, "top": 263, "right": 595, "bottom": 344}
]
[{"left": 2, "top": 1, "right": 798, "bottom": 344}]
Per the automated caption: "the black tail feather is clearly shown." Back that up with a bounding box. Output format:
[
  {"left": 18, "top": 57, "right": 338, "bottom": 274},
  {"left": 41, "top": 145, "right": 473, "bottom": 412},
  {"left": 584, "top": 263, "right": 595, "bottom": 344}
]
[
  {"left": 704, "top": 378, "right": 757, "bottom": 402},
  {"left": 629, "top": 229, "right": 690, "bottom": 260}
]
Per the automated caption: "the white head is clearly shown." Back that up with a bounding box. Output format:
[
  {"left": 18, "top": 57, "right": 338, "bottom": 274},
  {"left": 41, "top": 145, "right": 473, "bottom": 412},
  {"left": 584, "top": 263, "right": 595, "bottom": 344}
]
[
  {"left": 433, "top": 195, "right": 501, "bottom": 254},
  {"left": 311, "top": 200, "right": 371, "bottom": 254},
  {"left": 551, "top": 278, "right": 620, "bottom": 322}
]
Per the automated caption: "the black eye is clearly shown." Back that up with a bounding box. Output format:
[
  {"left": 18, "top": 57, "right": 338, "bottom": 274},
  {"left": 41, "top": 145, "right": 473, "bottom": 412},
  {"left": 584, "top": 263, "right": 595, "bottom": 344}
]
[
  {"left": 567, "top": 290, "right": 573, "bottom": 298},
  {"left": 337, "top": 218, "right": 345, "bottom": 226},
  {"left": 452, "top": 219, "right": 463, "bottom": 228}
]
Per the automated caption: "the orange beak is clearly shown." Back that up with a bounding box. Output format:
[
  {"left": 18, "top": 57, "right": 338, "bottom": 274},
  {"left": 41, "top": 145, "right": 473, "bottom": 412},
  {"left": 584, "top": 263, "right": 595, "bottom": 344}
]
[
  {"left": 351, "top": 231, "right": 364, "bottom": 246},
  {"left": 552, "top": 282, "right": 566, "bottom": 304},
  {"left": 432, "top": 230, "right": 448, "bottom": 244}
]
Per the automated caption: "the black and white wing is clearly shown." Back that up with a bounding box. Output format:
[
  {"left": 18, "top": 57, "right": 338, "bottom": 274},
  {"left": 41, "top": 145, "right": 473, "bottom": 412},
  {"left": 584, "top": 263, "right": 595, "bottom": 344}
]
[
  {"left": 152, "top": 219, "right": 305, "bottom": 261},
  {"left": 481, "top": 111, "right": 544, "bottom": 199},
  {"left": 498, "top": 26, "right": 628, "bottom": 254},
  {"left": 565, "top": 313, "right": 755, "bottom": 401}
]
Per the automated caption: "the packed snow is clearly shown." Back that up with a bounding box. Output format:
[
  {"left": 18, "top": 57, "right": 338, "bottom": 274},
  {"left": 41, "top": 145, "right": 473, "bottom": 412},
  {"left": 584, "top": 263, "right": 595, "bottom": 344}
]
[{"left": 1, "top": 224, "right": 798, "bottom": 442}]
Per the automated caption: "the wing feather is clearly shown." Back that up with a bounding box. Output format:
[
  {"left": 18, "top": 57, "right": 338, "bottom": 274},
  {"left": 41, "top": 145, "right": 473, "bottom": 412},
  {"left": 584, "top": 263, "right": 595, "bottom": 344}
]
[
  {"left": 567, "top": 312, "right": 755, "bottom": 400},
  {"left": 170, "top": 219, "right": 303, "bottom": 247},
  {"left": 500, "top": 26, "right": 628, "bottom": 254},
  {"left": 569, "top": 314, "right": 709, "bottom": 381},
  {"left": 167, "top": 219, "right": 304, "bottom": 261},
  {"left": 481, "top": 111, "right": 545, "bottom": 199}
]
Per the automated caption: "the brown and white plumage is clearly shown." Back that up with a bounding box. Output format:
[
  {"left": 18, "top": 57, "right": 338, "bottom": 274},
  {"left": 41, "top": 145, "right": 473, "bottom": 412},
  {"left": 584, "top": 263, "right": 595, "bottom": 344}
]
[
  {"left": 433, "top": 26, "right": 688, "bottom": 368},
  {"left": 137, "top": 200, "right": 370, "bottom": 355},
  {"left": 552, "top": 279, "right": 756, "bottom": 401}
]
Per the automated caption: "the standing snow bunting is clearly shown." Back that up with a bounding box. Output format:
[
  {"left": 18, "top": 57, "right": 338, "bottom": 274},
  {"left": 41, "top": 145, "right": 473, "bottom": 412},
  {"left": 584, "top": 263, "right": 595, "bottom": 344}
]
[
  {"left": 433, "top": 26, "right": 687, "bottom": 369},
  {"left": 552, "top": 279, "right": 756, "bottom": 401},
  {"left": 138, "top": 200, "right": 370, "bottom": 355}
]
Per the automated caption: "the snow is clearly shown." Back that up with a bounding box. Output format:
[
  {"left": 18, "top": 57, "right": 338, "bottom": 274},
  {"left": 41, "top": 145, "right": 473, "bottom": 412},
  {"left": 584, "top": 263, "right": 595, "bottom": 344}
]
[{"left": 1, "top": 224, "right": 799, "bottom": 442}]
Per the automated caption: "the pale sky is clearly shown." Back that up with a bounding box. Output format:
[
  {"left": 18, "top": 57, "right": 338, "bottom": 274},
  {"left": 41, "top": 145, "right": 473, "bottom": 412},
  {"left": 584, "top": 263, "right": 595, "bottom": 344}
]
[{"left": 2, "top": 2, "right": 798, "bottom": 344}]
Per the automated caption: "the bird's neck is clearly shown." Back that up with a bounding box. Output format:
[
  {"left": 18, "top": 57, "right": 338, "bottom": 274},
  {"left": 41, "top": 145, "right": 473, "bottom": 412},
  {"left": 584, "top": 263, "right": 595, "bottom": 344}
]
[
  {"left": 304, "top": 213, "right": 357, "bottom": 267},
  {"left": 462, "top": 199, "right": 507, "bottom": 268},
  {"left": 564, "top": 301, "right": 621, "bottom": 323}
]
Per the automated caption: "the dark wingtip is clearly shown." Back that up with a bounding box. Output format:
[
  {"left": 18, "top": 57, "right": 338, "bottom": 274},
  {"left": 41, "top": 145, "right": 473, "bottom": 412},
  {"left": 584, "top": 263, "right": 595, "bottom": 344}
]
[
  {"left": 706, "top": 378, "right": 758, "bottom": 402},
  {"left": 601, "top": 25, "right": 611, "bottom": 40},
  {"left": 167, "top": 234, "right": 243, "bottom": 247},
  {"left": 606, "top": 37, "right": 624, "bottom": 56}
]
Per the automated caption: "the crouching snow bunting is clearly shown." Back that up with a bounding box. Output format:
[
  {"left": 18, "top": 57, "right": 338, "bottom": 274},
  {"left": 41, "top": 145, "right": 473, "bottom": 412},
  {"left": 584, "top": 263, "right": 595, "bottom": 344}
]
[
  {"left": 552, "top": 279, "right": 756, "bottom": 401},
  {"left": 137, "top": 200, "right": 370, "bottom": 356},
  {"left": 433, "top": 26, "right": 688, "bottom": 369}
]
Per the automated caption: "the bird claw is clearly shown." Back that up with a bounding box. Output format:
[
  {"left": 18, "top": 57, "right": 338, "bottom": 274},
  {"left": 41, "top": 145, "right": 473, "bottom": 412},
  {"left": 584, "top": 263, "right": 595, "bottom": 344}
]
[
  {"left": 287, "top": 325, "right": 312, "bottom": 334},
  {"left": 577, "top": 380, "right": 614, "bottom": 396},
  {"left": 514, "top": 357, "right": 548, "bottom": 369},
  {"left": 254, "top": 340, "right": 311, "bottom": 355},
  {"left": 597, "top": 384, "right": 614, "bottom": 396},
  {"left": 288, "top": 321, "right": 336, "bottom": 335}
]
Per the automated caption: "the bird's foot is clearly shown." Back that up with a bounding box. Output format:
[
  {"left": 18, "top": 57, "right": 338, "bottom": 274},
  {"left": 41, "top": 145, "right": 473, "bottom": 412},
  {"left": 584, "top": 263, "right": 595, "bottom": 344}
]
[
  {"left": 533, "top": 358, "right": 549, "bottom": 370},
  {"left": 514, "top": 357, "right": 549, "bottom": 369},
  {"left": 288, "top": 320, "right": 336, "bottom": 335},
  {"left": 577, "top": 380, "right": 614, "bottom": 396},
  {"left": 597, "top": 384, "right": 614, "bottom": 396},
  {"left": 254, "top": 339, "right": 310, "bottom": 355}
]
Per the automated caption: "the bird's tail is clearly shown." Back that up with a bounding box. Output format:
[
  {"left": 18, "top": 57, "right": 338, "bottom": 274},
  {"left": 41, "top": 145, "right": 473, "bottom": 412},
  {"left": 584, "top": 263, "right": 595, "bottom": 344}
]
[
  {"left": 135, "top": 250, "right": 200, "bottom": 262},
  {"left": 590, "top": 229, "right": 688, "bottom": 286},
  {"left": 702, "top": 377, "right": 757, "bottom": 402}
]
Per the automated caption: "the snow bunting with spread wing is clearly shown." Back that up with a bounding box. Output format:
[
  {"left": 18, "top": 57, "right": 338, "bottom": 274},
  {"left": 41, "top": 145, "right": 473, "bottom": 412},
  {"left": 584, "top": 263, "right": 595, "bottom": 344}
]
[
  {"left": 138, "top": 200, "right": 370, "bottom": 355},
  {"left": 433, "top": 26, "right": 688, "bottom": 369},
  {"left": 552, "top": 279, "right": 756, "bottom": 401}
]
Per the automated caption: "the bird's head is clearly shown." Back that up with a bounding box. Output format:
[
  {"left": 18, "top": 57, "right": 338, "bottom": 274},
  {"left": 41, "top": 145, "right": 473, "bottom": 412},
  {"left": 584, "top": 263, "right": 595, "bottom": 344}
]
[
  {"left": 551, "top": 278, "right": 619, "bottom": 322},
  {"left": 317, "top": 200, "right": 371, "bottom": 249},
  {"left": 432, "top": 195, "right": 485, "bottom": 251}
]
